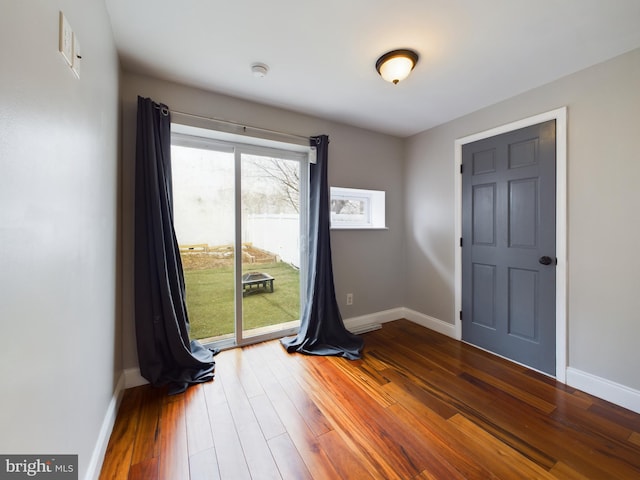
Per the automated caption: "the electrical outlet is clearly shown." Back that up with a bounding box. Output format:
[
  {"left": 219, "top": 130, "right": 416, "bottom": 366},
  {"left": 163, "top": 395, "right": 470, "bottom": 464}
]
[
  {"left": 59, "top": 12, "right": 73, "bottom": 67},
  {"left": 346, "top": 293, "right": 353, "bottom": 305}
]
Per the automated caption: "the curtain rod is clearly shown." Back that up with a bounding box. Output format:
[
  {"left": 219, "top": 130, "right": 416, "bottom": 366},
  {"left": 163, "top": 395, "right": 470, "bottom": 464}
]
[{"left": 170, "top": 110, "right": 312, "bottom": 144}]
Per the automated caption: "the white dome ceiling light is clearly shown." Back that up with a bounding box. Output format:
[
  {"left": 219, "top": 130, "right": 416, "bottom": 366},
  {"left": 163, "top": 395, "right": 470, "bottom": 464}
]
[{"left": 375, "top": 49, "right": 419, "bottom": 85}]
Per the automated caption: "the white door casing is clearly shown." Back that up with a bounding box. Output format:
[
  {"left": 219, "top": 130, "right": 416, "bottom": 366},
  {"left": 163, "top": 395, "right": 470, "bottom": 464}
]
[{"left": 454, "top": 107, "right": 567, "bottom": 382}]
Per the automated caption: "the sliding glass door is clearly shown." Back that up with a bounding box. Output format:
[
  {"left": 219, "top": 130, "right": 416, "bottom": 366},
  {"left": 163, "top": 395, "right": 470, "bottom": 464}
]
[
  {"left": 171, "top": 133, "right": 307, "bottom": 348},
  {"left": 240, "top": 152, "right": 303, "bottom": 339}
]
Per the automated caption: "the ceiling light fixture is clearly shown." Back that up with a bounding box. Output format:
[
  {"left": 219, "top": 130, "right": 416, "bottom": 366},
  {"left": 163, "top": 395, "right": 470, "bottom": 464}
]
[
  {"left": 375, "top": 49, "right": 419, "bottom": 85},
  {"left": 251, "top": 63, "right": 269, "bottom": 78}
]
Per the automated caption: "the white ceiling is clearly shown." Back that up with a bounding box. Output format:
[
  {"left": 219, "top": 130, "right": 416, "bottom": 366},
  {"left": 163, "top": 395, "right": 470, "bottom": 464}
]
[{"left": 105, "top": 0, "right": 640, "bottom": 137}]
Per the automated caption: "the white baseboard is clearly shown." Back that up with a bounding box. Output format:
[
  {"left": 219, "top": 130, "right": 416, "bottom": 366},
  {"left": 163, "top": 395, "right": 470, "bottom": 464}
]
[
  {"left": 566, "top": 367, "right": 640, "bottom": 414},
  {"left": 124, "top": 367, "right": 149, "bottom": 389},
  {"left": 401, "top": 308, "right": 457, "bottom": 338},
  {"left": 84, "top": 372, "right": 125, "bottom": 480},
  {"left": 343, "top": 307, "right": 458, "bottom": 340}
]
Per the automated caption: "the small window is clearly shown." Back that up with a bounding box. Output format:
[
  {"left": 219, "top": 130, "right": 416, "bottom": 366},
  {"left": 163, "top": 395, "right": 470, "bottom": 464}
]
[{"left": 330, "top": 187, "right": 386, "bottom": 229}]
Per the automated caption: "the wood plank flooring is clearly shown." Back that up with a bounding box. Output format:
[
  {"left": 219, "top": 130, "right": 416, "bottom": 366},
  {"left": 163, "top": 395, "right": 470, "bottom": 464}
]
[{"left": 100, "top": 320, "right": 640, "bottom": 479}]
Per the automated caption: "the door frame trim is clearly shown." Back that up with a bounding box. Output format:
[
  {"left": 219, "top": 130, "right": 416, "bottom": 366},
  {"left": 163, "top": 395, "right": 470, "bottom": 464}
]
[{"left": 454, "top": 107, "right": 567, "bottom": 382}]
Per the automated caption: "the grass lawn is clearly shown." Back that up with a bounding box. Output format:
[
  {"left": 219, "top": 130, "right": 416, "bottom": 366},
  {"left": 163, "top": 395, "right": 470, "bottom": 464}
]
[{"left": 184, "top": 261, "right": 300, "bottom": 340}]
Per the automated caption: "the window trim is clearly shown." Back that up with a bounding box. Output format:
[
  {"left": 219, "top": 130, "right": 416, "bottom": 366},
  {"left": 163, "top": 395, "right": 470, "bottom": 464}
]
[{"left": 330, "top": 186, "right": 387, "bottom": 230}]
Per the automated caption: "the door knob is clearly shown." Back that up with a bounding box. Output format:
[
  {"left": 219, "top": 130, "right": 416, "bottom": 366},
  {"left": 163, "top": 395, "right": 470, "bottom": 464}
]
[{"left": 539, "top": 256, "right": 553, "bottom": 265}]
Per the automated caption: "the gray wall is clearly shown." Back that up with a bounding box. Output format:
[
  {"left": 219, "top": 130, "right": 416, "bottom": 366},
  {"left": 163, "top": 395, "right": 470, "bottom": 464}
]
[
  {"left": 120, "top": 72, "right": 406, "bottom": 371},
  {"left": 3, "top": 4, "right": 636, "bottom": 474},
  {"left": 0, "top": 1, "right": 120, "bottom": 478},
  {"left": 405, "top": 48, "right": 640, "bottom": 390}
]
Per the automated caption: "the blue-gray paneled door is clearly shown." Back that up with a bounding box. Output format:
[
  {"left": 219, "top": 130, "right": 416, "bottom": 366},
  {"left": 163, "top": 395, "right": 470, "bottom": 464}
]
[{"left": 461, "top": 120, "right": 556, "bottom": 375}]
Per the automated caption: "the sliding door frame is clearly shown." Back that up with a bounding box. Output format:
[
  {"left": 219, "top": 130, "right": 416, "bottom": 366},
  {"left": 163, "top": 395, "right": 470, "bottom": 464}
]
[{"left": 171, "top": 128, "right": 310, "bottom": 350}]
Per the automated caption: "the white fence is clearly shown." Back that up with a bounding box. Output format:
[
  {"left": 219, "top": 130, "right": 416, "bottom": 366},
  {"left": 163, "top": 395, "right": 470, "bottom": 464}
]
[
  {"left": 176, "top": 213, "right": 301, "bottom": 268},
  {"left": 245, "top": 214, "right": 300, "bottom": 268}
]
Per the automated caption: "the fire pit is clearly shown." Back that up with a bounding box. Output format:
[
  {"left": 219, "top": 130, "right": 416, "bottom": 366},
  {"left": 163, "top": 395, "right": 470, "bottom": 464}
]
[{"left": 242, "top": 272, "right": 275, "bottom": 296}]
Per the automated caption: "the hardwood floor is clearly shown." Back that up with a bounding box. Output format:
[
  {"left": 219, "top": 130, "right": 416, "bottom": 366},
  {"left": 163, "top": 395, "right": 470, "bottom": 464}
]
[{"left": 100, "top": 320, "right": 640, "bottom": 479}]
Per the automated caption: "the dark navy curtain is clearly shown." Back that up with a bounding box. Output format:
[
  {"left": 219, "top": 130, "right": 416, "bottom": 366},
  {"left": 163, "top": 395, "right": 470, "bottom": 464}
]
[
  {"left": 281, "top": 135, "right": 364, "bottom": 359},
  {"left": 134, "top": 96, "right": 216, "bottom": 394}
]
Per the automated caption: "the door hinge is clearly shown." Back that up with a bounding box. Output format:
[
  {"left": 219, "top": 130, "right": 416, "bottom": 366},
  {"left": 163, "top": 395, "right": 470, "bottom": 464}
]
[
  {"left": 459, "top": 310, "right": 463, "bottom": 321},
  {"left": 459, "top": 237, "right": 463, "bottom": 247},
  {"left": 460, "top": 164, "right": 464, "bottom": 174}
]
